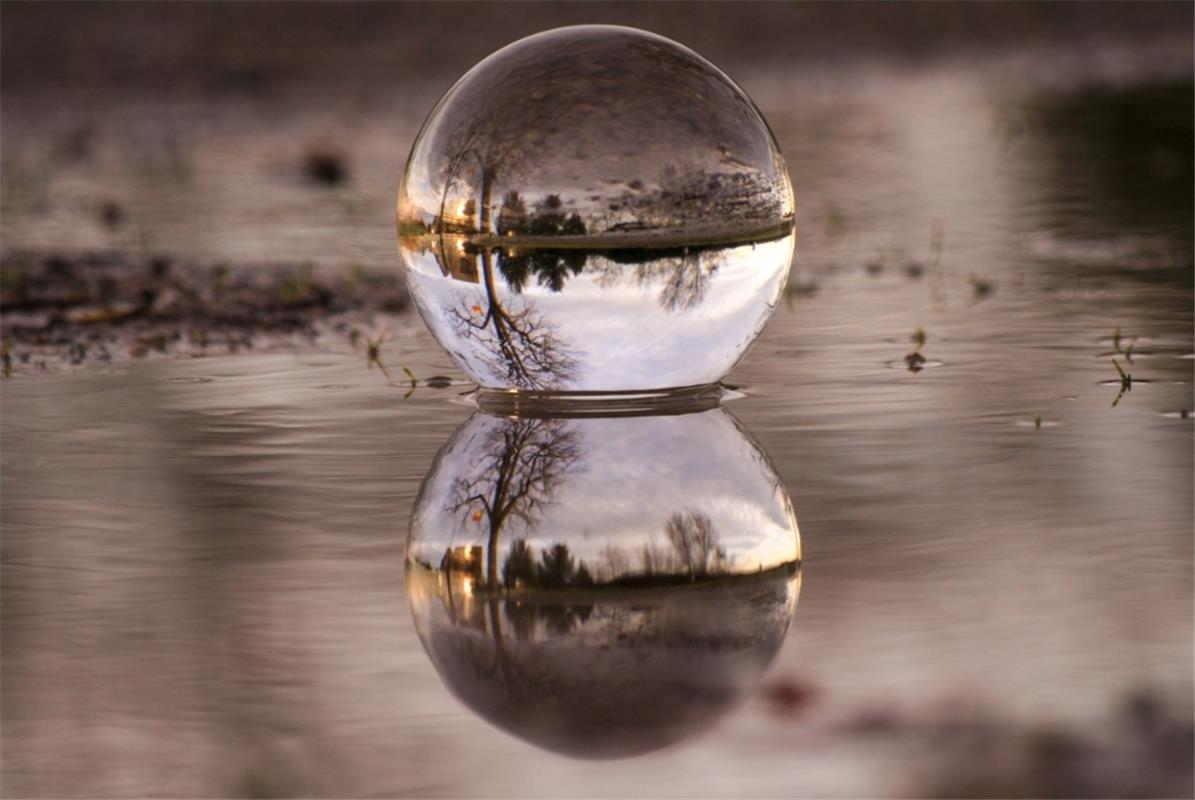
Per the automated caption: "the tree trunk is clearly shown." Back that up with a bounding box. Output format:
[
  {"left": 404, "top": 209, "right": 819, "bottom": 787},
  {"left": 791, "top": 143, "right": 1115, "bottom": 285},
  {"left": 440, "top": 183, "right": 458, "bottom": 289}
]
[{"left": 479, "top": 168, "right": 495, "bottom": 234}]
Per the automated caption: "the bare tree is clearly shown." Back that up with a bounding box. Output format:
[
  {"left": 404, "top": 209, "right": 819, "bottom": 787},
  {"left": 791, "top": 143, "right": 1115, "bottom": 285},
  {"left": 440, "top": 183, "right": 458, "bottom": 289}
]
[
  {"left": 436, "top": 103, "right": 534, "bottom": 236},
  {"left": 444, "top": 249, "right": 579, "bottom": 390},
  {"left": 599, "top": 544, "right": 630, "bottom": 582},
  {"left": 587, "top": 249, "right": 720, "bottom": 313},
  {"left": 448, "top": 418, "right": 583, "bottom": 589},
  {"left": 664, "top": 510, "right": 721, "bottom": 580},
  {"left": 638, "top": 536, "right": 673, "bottom": 577}
]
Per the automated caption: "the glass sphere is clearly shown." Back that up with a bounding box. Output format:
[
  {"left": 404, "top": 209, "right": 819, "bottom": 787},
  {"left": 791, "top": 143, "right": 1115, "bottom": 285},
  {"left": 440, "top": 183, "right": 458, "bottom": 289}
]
[
  {"left": 405, "top": 407, "right": 801, "bottom": 758},
  {"left": 397, "top": 25, "right": 795, "bottom": 394}
]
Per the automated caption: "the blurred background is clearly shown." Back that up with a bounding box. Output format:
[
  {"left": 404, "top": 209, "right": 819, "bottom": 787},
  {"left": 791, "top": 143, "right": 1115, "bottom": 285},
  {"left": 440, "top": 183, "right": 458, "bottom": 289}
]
[
  {"left": 3, "top": 2, "right": 1192, "bottom": 269},
  {"left": 2, "top": 3, "right": 1192, "bottom": 798}
]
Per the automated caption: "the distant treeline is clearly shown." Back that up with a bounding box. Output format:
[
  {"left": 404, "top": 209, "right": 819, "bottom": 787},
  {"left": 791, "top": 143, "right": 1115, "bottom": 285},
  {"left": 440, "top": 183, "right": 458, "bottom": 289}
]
[{"left": 423, "top": 510, "right": 792, "bottom": 593}]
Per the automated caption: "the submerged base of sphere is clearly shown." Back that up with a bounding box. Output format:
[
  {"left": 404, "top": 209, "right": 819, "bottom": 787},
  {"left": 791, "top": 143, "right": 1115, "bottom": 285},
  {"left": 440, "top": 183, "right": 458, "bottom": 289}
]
[
  {"left": 474, "top": 381, "right": 727, "bottom": 418},
  {"left": 397, "top": 25, "right": 795, "bottom": 392}
]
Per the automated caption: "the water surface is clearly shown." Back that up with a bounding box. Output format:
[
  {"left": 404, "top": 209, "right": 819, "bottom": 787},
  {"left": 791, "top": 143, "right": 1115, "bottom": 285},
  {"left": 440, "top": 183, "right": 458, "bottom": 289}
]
[{"left": 2, "top": 62, "right": 1192, "bottom": 798}]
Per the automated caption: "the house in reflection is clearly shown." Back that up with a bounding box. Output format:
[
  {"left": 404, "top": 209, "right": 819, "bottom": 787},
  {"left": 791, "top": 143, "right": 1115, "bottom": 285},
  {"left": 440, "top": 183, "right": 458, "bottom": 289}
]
[
  {"left": 433, "top": 197, "right": 478, "bottom": 235},
  {"left": 432, "top": 237, "right": 480, "bottom": 283},
  {"left": 435, "top": 545, "right": 486, "bottom": 631}
]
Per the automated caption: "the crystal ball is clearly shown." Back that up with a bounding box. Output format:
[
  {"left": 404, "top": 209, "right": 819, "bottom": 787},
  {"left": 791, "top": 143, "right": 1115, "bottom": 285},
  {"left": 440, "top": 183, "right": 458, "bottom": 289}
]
[
  {"left": 397, "top": 25, "right": 794, "bottom": 395},
  {"left": 405, "top": 407, "right": 801, "bottom": 757}
]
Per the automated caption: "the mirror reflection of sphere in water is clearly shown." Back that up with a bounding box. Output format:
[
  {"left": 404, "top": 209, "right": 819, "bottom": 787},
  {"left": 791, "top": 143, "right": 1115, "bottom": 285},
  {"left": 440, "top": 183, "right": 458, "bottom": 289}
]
[
  {"left": 405, "top": 407, "right": 801, "bottom": 758},
  {"left": 397, "top": 26, "right": 795, "bottom": 394}
]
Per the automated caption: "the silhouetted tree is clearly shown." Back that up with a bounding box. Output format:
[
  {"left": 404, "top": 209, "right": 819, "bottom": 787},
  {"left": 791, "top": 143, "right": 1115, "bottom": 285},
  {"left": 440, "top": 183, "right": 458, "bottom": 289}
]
[
  {"left": 502, "top": 538, "right": 537, "bottom": 588},
  {"left": 496, "top": 250, "right": 587, "bottom": 294},
  {"left": 528, "top": 194, "right": 566, "bottom": 235},
  {"left": 656, "top": 251, "right": 715, "bottom": 312},
  {"left": 665, "top": 511, "right": 720, "bottom": 580},
  {"left": 445, "top": 250, "right": 579, "bottom": 389},
  {"left": 538, "top": 542, "right": 576, "bottom": 589},
  {"left": 639, "top": 539, "right": 672, "bottom": 576},
  {"left": 497, "top": 190, "right": 528, "bottom": 236},
  {"left": 448, "top": 418, "right": 582, "bottom": 589},
  {"left": 437, "top": 104, "right": 533, "bottom": 236},
  {"left": 562, "top": 213, "right": 586, "bottom": 235},
  {"left": 587, "top": 249, "right": 718, "bottom": 312},
  {"left": 599, "top": 544, "right": 630, "bottom": 582},
  {"left": 573, "top": 561, "right": 595, "bottom": 588}
]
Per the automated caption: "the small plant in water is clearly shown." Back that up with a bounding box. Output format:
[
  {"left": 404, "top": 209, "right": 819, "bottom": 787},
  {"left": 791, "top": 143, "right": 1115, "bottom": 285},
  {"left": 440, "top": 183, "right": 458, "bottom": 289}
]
[
  {"left": 1111, "top": 359, "right": 1132, "bottom": 407},
  {"left": 971, "top": 277, "right": 993, "bottom": 300},
  {"left": 364, "top": 329, "right": 417, "bottom": 395},
  {"left": 1034, "top": 414, "right": 1042, "bottom": 431},
  {"left": 905, "top": 326, "right": 928, "bottom": 372},
  {"left": 1, "top": 339, "right": 12, "bottom": 378}
]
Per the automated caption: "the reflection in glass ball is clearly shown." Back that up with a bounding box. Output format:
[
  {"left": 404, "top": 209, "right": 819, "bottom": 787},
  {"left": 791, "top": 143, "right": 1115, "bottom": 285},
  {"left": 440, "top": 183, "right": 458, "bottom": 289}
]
[
  {"left": 397, "top": 26, "right": 795, "bottom": 394},
  {"left": 405, "top": 407, "right": 801, "bottom": 758}
]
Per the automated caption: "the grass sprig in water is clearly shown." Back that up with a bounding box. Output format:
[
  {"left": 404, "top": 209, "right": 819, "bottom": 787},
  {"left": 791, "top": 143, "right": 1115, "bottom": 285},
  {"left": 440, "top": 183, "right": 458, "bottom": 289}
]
[
  {"left": 1111, "top": 359, "right": 1132, "bottom": 408},
  {"left": 905, "top": 326, "right": 928, "bottom": 372},
  {"left": 362, "top": 328, "right": 417, "bottom": 396}
]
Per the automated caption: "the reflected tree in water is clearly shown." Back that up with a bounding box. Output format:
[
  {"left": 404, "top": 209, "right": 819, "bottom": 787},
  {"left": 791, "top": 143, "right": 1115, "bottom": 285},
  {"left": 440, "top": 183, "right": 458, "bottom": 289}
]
[
  {"left": 664, "top": 510, "right": 727, "bottom": 580},
  {"left": 501, "top": 538, "right": 537, "bottom": 588},
  {"left": 495, "top": 195, "right": 588, "bottom": 294},
  {"left": 448, "top": 418, "right": 582, "bottom": 589},
  {"left": 500, "top": 539, "right": 595, "bottom": 641},
  {"left": 503, "top": 597, "right": 539, "bottom": 642}
]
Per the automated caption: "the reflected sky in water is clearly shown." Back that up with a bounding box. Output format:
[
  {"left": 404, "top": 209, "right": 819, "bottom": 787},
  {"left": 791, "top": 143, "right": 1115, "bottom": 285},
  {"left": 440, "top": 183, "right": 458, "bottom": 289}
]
[{"left": 410, "top": 407, "right": 799, "bottom": 575}]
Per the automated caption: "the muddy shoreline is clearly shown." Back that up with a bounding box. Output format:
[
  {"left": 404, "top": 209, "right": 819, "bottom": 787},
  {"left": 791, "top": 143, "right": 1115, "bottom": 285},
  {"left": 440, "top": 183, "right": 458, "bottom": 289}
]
[{"left": 0, "top": 249, "right": 409, "bottom": 374}]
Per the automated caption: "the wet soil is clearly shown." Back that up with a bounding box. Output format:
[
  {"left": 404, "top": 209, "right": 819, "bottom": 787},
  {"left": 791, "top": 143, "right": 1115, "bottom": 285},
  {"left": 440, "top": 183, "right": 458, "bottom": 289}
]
[{"left": 0, "top": 249, "right": 408, "bottom": 373}]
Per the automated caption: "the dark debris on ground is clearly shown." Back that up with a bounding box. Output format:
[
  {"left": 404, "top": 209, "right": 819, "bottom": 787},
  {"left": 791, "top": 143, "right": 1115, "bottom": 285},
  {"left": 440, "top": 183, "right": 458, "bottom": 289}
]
[{"left": 0, "top": 250, "right": 409, "bottom": 374}]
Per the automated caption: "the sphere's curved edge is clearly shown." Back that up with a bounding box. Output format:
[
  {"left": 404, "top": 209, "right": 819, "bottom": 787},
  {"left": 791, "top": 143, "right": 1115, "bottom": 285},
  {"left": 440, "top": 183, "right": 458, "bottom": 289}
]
[{"left": 474, "top": 382, "right": 725, "bottom": 418}]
